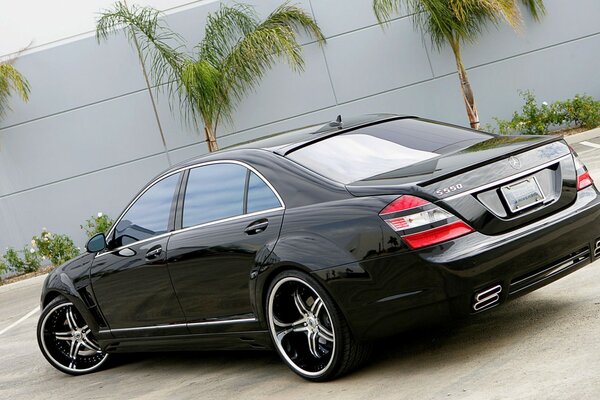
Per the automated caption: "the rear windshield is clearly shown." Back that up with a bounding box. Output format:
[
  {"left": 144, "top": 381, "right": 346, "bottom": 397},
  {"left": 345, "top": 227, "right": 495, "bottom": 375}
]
[{"left": 286, "top": 119, "right": 489, "bottom": 184}]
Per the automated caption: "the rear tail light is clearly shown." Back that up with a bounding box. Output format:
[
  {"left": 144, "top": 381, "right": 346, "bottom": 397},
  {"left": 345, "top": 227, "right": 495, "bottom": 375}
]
[
  {"left": 379, "top": 195, "right": 474, "bottom": 250},
  {"left": 571, "top": 149, "right": 594, "bottom": 190}
]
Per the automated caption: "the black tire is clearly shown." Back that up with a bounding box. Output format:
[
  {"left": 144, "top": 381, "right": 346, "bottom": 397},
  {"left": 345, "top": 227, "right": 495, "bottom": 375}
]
[
  {"left": 266, "top": 270, "right": 371, "bottom": 381},
  {"left": 37, "top": 296, "right": 109, "bottom": 375}
]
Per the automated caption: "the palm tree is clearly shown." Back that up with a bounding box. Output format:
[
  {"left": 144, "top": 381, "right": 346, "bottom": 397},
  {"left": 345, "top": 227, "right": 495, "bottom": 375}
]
[
  {"left": 373, "top": 0, "right": 545, "bottom": 130},
  {"left": 97, "top": 1, "right": 324, "bottom": 152},
  {"left": 0, "top": 63, "right": 30, "bottom": 120}
]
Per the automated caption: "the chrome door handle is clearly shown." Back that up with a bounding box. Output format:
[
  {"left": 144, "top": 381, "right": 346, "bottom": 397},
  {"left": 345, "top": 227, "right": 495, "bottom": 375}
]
[
  {"left": 145, "top": 246, "right": 162, "bottom": 260},
  {"left": 244, "top": 220, "right": 269, "bottom": 235}
]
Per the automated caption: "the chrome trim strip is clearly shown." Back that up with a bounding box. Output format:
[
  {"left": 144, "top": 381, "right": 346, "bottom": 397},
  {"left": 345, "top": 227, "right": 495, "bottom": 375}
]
[
  {"left": 175, "top": 207, "right": 284, "bottom": 236},
  {"left": 95, "top": 207, "right": 284, "bottom": 259},
  {"left": 187, "top": 318, "right": 257, "bottom": 328},
  {"left": 96, "top": 159, "right": 286, "bottom": 259},
  {"left": 441, "top": 154, "right": 571, "bottom": 202},
  {"left": 98, "top": 317, "right": 258, "bottom": 335}
]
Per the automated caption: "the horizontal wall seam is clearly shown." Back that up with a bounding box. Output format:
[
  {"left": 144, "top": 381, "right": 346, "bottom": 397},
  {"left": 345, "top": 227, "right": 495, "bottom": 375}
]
[
  {"left": 3, "top": 28, "right": 598, "bottom": 133},
  {"left": 1, "top": 24, "right": 598, "bottom": 201},
  {"left": 0, "top": 87, "right": 150, "bottom": 132},
  {"left": 0, "top": 152, "right": 169, "bottom": 201}
]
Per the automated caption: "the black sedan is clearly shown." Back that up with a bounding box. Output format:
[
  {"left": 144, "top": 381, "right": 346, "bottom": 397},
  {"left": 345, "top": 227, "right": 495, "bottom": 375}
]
[{"left": 37, "top": 114, "right": 600, "bottom": 381}]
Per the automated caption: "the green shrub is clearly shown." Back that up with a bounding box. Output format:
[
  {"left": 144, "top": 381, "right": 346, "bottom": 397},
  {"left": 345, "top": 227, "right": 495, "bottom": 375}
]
[
  {"left": 491, "top": 91, "right": 600, "bottom": 135},
  {"left": 23, "top": 245, "right": 42, "bottom": 272},
  {"left": 2, "top": 248, "right": 25, "bottom": 272},
  {"left": 81, "top": 212, "right": 113, "bottom": 238},
  {"left": 0, "top": 246, "right": 41, "bottom": 274},
  {"left": 32, "top": 229, "right": 80, "bottom": 266}
]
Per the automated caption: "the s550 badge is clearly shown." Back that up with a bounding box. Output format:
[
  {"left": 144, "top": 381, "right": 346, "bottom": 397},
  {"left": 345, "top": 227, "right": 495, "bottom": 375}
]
[{"left": 435, "top": 184, "right": 463, "bottom": 196}]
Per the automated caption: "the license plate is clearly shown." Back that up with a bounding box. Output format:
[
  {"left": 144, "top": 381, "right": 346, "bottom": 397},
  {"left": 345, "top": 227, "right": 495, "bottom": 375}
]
[{"left": 500, "top": 176, "right": 545, "bottom": 212}]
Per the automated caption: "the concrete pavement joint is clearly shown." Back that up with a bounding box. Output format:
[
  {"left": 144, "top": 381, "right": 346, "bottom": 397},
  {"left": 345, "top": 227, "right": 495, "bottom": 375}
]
[
  {"left": 580, "top": 141, "right": 600, "bottom": 150},
  {"left": 0, "top": 306, "right": 39, "bottom": 336}
]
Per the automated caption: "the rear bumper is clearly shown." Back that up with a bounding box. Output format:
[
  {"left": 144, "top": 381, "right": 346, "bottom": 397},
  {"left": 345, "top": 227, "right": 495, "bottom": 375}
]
[{"left": 315, "top": 186, "right": 600, "bottom": 341}]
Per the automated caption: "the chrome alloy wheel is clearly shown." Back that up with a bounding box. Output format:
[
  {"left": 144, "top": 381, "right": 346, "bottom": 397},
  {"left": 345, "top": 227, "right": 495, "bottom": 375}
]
[
  {"left": 39, "top": 301, "right": 108, "bottom": 374},
  {"left": 268, "top": 277, "right": 336, "bottom": 377}
]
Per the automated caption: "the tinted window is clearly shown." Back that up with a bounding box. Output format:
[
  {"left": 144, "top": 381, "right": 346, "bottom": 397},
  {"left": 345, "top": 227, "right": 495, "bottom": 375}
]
[
  {"left": 115, "top": 173, "right": 179, "bottom": 245},
  {"left": 287, "top": 119, "right": 490, "bottom": 184},
  {"left": 247, "top": 172, "right": 281, "bottom": 213},
  {"left": 183, "top": 164, "right": 246, "bottom": 228}
]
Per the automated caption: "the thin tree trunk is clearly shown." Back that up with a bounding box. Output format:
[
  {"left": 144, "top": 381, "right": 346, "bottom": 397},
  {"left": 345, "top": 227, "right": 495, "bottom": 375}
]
[
  {"left": 450, "top": 39, "right": 480, "bottom": 130},
  {"left": 204, "top": 125, "right": 219, "bottom": 152}
]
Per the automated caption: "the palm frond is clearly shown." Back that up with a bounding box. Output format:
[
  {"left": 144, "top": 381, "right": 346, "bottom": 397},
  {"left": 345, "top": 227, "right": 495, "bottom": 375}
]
[
  {"left": 96, "top": 1, "right": 186, "bottom": 95},
  {"left": 520, "top": 0, "right": 545, "bottom": 21},
  {"left": 180, "top": 60, "right": 227, "bottom": 129},
  {"left": 206, "top": 3, "right": 324, "bottom": 129},
  {"left": 373, "top": 0, "right": 404, "bottom": 25},
  {"left": 197, "top": 3, "right": 258, "bottom": 67},
  {"left": 374, "top": 0, "right": 527, "bottom": 48},
  {"left": 0, "top": 63, "right": 30, "bottom": 119}
]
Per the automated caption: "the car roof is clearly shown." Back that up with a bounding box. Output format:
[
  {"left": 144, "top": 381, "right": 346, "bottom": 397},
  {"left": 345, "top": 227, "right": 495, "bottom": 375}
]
[
  {"left": 169, "top": 113, "right": 415, "bottom": 173},
  {"left": 230, "top": 113, "right": 414, "bottom": 155}
]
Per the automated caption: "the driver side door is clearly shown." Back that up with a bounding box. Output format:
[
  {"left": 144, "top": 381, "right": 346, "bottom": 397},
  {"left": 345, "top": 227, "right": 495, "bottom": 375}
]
[{"left": 90, "top": 172, "right": 187, "bottom": 337}]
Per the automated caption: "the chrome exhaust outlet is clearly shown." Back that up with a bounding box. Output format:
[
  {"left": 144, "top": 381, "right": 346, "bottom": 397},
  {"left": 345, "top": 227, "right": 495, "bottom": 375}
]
[
  {"left": 473, "top": 284, "right": 502, "bottom": 312},
  {"left": 594, "top": 239, "right": 600, "bottom": 258}
]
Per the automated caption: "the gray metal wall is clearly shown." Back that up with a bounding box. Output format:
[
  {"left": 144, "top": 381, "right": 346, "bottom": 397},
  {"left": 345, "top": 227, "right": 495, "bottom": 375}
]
[{"left": 1, "top": 0, "right": 599, "bottom": 251}]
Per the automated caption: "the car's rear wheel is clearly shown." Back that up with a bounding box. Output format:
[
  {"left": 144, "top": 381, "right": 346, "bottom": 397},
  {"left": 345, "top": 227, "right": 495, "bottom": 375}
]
[
  {"left": 37, "top": 296, "right": 109, "bottom": 375},
  {"left": 266, "top": 270, "right": 370, "bottom": 381}
]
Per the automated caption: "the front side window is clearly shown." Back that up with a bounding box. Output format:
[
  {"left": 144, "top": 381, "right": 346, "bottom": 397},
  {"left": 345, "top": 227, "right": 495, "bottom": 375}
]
[{"left": 114, "top": 173, "right": 180, "bottom": 246}]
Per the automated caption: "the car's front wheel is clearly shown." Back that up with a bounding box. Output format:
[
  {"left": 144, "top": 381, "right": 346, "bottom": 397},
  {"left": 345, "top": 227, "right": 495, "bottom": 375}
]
[
  {"left": 37, "top": 296, "right": 109, "bottom": 375},
  {"left": 266, "top": 270, "right": 370, "bottom": 381}
]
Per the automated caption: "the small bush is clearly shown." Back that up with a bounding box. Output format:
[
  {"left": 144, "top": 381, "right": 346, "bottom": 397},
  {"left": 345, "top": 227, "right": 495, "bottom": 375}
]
[
  {"left": 23, "top": 245, "right": 42, "bottom": 272},
  {"left": 491, "top": 91, "right": 600, "bottom": 135},
  {"left": 32, "top": 229, "right": 80, "bottom": 266},
  {"left": 2, "top": 248, "right": 25, "bottom": 272},
  {"left": 0, "top": 246, "right": 41, "bottom": 274},
  {"left": 81, "top": 212, "right": 113, "bottom": 238}
]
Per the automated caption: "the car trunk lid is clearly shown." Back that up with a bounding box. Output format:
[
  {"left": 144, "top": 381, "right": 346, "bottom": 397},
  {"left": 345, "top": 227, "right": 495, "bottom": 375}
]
[{"left": 346, "top": 136, "right": 575, "bottom": 235}]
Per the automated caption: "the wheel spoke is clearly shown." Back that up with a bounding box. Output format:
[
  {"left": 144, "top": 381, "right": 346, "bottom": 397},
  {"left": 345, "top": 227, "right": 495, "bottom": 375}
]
[
  {"left": 81, "top": 336, "right": 101, "bottom": 352},
  {"left": 273, "top": 317, "right": 293, "bottom": 328},
  {"left": 66, "top": 308, "right": 79, "bottom": 331},
  {"left": 310, "top": 297, "right": 322, "bottom": 316},
  {"left": 317, "top": 326, "right": 334, "bottom": 343},
  {"left": 293, "top": 289, "right": 310, "bottom": 316},
  {"left": 54, "top": 331, "right": 72, "bottom": 341},
  {"left": 69, "top": 340, "right": 82, "bottom": 361},
  {"left": 276, "top": 327, "right": 294, "bottom": 344},
  {"left": 307, "top": 330, "right": 320, "bottom": 358}
]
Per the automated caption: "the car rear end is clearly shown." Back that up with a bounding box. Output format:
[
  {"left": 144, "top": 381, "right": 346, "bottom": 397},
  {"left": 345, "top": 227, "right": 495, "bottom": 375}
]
[{"left": 285, "top": 117, "right": 600, "bottom": 339}]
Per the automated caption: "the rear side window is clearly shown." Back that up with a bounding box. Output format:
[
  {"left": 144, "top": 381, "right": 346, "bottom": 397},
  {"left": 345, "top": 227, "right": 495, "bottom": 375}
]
[
  {"left": 287, "top": 119, "right": 489, "bottom": 184},
  {"left": 183, "top": 164, "right": 247, "bottom": 228},
  {"left": 247, "top": 172, "right": 281, "bottom": 213}
]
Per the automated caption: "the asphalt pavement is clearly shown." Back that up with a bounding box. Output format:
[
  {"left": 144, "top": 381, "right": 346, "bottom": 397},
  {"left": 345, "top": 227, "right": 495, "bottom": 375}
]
[{"left": 2, "top": 129, "right": 600, "bottom": 400}]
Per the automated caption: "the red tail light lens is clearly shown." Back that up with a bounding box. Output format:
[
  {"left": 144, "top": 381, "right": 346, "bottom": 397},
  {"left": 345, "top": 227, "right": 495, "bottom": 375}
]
[
  {"left": 402, "top": 221, "right": 474, "bottom": 250},
  {"left": 572, "top": 152, "right": 593, "bottom": 190},
  {"left": 379, "top": 195, "right": 474, "bottom": 250},
  {"left": 577, "top": 171, "right": 593, "bottom": 191}
]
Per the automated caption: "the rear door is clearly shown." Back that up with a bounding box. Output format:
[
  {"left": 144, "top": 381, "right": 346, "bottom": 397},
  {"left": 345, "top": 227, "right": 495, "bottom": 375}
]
[{"left": 166, "top": 162, "right": 284, "bottom": 333}]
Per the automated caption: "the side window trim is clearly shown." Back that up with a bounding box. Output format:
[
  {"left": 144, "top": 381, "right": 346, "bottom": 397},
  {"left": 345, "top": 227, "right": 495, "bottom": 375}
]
[
  {"left": 174, "top": 169, "right": 189, "bottom": 231},
  {"left": 99, "top": 160, "right": 285, "bottom": 257},
  {"left": 243, "top": 169, "right": 251, "bottom": 215},
  {"left": 103, "top": 170, "right": 183, "bottom": 252}
]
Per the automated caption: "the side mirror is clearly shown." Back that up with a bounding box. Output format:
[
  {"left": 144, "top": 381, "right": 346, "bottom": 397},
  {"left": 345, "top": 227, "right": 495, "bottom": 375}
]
[{"left": 86, "top": 233, "right": 107, "bottom": 253}]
